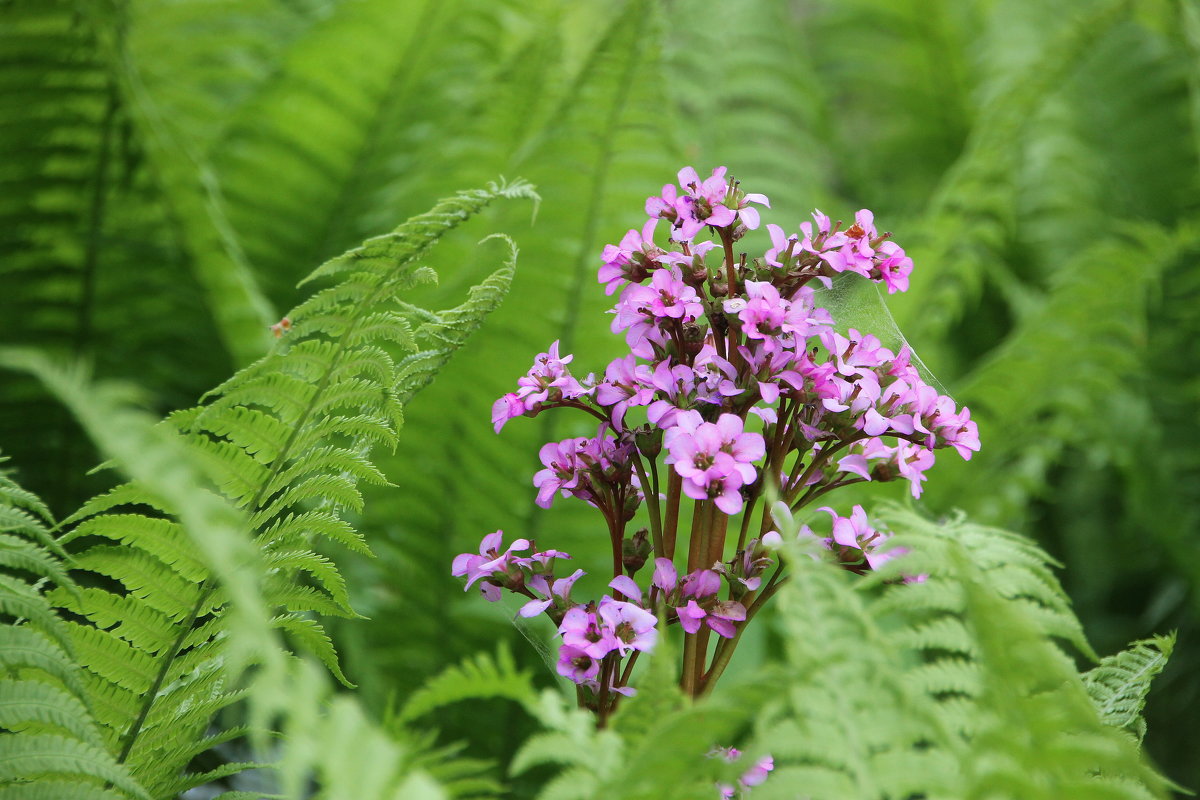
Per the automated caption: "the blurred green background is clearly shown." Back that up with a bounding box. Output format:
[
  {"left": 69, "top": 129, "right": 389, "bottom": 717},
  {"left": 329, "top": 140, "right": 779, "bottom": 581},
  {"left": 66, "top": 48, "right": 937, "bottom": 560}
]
[{"left": 3, "top": 0, "right": 1198, "bottom": 790}]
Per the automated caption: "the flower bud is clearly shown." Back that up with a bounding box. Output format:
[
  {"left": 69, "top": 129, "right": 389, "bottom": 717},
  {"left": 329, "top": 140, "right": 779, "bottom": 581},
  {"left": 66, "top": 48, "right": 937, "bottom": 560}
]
[
  {"left": 622, "top": 492, "right": 641, "bottom": 522},
  {"left": 634, "top": 426, "right": 662, "bottom": 458},
  {"left": 622, "top": 528, "right": 652, "bottom": 575},
  {"left": 681, "top": 322, "right": 706, "bottom": 356}
]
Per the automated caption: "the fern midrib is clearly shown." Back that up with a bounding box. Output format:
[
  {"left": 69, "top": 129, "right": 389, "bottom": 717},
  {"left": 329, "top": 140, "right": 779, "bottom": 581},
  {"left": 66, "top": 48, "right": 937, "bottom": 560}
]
[
  {"left": 525, "top": 0, "right": 649, "bottom": 541},
  {"left": 116, "top": 251, "right": 414, "bottom": 765}
]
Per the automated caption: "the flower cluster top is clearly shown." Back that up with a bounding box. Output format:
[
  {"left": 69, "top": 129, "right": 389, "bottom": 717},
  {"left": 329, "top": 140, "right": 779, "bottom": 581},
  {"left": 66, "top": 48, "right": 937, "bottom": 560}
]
[{"left": 456, "top": 166, "right": 979, "bottom": 725}]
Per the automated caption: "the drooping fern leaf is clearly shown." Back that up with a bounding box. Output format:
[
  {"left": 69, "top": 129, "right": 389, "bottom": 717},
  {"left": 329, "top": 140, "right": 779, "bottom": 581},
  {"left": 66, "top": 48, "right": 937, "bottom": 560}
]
[
  {"left": 0, "top": 181, "right": 534, "bottom": 797},
  {"left": 955, "top": 546, "right": 1169, "bottom": 799}
]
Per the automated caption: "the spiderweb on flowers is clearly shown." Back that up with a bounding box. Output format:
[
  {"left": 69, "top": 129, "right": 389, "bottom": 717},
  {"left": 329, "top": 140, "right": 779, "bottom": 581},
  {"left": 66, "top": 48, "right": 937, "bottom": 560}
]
[{"left": 815, "top": 272, "right": 950, "bottom": 398}]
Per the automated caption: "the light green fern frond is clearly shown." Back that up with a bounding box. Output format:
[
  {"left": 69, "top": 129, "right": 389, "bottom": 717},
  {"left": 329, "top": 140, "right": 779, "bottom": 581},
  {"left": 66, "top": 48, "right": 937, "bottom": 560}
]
[
  {"left": 868, "top": 503, "right": 1096, "bottom": 738},
  {"left": 746, "top": 541, "right": 960, "bottom": 800},
  {"left": 0, "top": 458, "right": 146, "bottom": 799},
  {"left": 957, "top": 547, "right": 1169, "bottom": 799},
  {"left": 1082, "top": 634, "right": 1175, "bottom": 745}
]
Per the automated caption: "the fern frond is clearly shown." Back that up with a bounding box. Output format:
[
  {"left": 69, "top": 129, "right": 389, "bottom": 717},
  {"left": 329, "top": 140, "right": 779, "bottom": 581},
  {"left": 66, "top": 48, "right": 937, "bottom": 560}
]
[
  {"left": 748, "top": 541, "right": 960, "bottom": 800},
  {"left": 891, "top": 0, "right": 1129, "bottom": 340},
  {"left": 0, "top": 179, "right": 527, "bottom": 795},
  {"left": 955, "top": 545, "right": 1169, "bottom": 798},
  {"left": 868, "top": 503, "right": 1096, "bottom": 738},
  {"left": 0, "top": 463, "right": 144, "bottom": 798},
  {"left": 1083, "top": 635, "right": 1175, "bottom": 744},
  {"left": 399, "top": 644, "right": 539, "bottom": 723}
]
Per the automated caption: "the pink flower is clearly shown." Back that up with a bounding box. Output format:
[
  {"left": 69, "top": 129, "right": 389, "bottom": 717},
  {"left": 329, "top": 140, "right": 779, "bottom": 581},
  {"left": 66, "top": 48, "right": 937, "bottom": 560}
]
[
  {"left": 764, "top": 224, "right": 798, "bottom": 267},
  {"left": 675, "top": 166, "right": 737, "bottom": 240},
  {"left": 493, "top": 341, "right": 591, "bottom": 432},
  {"left": 594, "top": 355, "right": 655, "bottom": 430},
  {"left": 611, "top": 267, "right": 703, "bottom": 357},
  {"left": 560, "top": 607, "right": 618, "bottom": 659},
  {"left": 533, "top": 438, "right": 589, "bottom": 509},
  {"left": 557, "top": 644, "right": 600, "bottom": 683},
  {"left": 652, "top": 558, "right": 679, "bottom": 593},
  {"left": 646, "top": 182, "right": 680, "bottom": 223},
  {"left": 599, "top": 219, "right": 664, "bottom": 296},
  {"left": 740, "top": 755, "right": 774, "bottom": 788},
  {"left": 597, "top": 596, "right": 658, "bottom": 656},
  {"left": 728, "top": 187, "right": 771, "bottom": 231},
  {"left": 451, "top": 530, "right": 532, "bottom": 597},
  {"left": 676, "top": 597, "right": 745, "bottom": 638},
  {"left": 664, "top": 412, "right": 764, "bottom": 515},
  {"left": 679, "top": 568, "right": 719, "bottom": 599}
]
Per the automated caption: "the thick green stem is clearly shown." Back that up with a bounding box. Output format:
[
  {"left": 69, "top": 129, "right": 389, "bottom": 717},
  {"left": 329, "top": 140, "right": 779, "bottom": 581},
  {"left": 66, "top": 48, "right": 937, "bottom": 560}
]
[
  {"left": 663, "top": 470, "right": 683, "bottom": 559},
  {"left": 632, "top": 452, "right": 664, "bottom": 558},
  {"left": 700, "top": 566, "right": 787, "bottom": 696}
]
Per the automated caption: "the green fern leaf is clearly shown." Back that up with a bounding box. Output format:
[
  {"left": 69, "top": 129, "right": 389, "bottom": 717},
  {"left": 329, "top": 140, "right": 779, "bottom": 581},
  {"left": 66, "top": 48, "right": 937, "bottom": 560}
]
[
  {"left": 399, "top": 644, "right": 538, "bottom": 722},
  {"left": 1083, "top": 634, "right": 1175, "bottom": 744},
  {"left": 0, "top": 734, "right": 147, "bottom": 796},
  {"left": 272, "top": 614, "right": 355, "bottom": 688}
]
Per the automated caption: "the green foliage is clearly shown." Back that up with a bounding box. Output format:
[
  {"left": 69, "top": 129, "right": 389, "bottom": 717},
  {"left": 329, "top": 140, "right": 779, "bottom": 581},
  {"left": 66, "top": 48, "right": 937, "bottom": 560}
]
[
  {"left": 0, "top": 460, "right": 144, "bottom": 799},
  {"left": 1083, "top": 635, "right": 1175, "bottom": 745},
  {"left": 0, "top": 181, "right": 531, "bottom": 798},
  {"left": 398, "top": 645, "right": 540, "bottom": 724},
  {"left": 3, "top": 0, "right": 1200, "bottom": 794}
]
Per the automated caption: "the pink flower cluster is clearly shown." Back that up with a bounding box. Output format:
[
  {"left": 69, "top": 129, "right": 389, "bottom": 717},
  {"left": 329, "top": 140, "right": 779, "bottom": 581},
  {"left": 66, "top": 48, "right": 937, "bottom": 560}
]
[
  {"left": 465, "top": 166, "right": 977, "bottom": 708},
  {"left": 451, "top": 530, "right": 778, "bottom": 693}
]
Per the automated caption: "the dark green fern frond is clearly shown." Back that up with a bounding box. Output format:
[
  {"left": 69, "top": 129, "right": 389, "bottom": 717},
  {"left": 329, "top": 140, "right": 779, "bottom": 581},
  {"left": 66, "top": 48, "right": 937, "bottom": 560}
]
[
  {"left": 1082, "top": 634, "right": 1175, "bottom": 745},
  {"left": 891, "top": 0, "right": 1129, "bottom": 342},
  {"left": 926, "top": 224, "right": 1187, "bottom": 525}
]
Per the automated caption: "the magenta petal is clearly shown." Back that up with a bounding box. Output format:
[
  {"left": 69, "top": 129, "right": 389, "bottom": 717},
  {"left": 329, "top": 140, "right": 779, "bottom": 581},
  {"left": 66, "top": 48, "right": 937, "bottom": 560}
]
[
  {"left": 743, "top": 192, "right": 770, "bottom": 207},
  {"left": 519, "top": 598, "right": 553, "bottom": 618},
  {"left": 707, "top": 205, "right": 736, "bottom": 227},
  {"left": 608, "top": 575, "right": 643, "bottom": 602},
  {"left": 706, "top": 617, "right": 737, "bottom": 638},
  {"left": 653, "top": 558, "right": 678, "bottom": 591},
  {"left": 837, "top": 454, "right": 872, "bottom": 481},
  {"left": 480, "top": 530, "right": 504, "bottom": 554},
  {"left": 714, "top": 486, "right": 743, "bottom": 515},
  {"left": 739, "top": 206, "right": 760, "bottom": 230}
]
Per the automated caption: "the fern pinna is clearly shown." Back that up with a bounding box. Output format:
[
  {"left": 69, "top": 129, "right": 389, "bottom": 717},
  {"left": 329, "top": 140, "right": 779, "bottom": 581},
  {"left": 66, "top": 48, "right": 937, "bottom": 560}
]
[{"left": 0, "top": 181, "right": 535, "bottom": 798}]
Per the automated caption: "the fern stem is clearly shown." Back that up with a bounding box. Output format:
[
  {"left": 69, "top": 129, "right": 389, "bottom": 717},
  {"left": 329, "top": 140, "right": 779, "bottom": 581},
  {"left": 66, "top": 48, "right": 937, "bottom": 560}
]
[
  {"left": 75, "top": 81, "right": 118, "bottom": 357},
  {"left": 527, "top": 1, "right": 646, "bottom": 544},
  {"left": 117, "top": 581, "right": 215, "bottom": 764}
]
